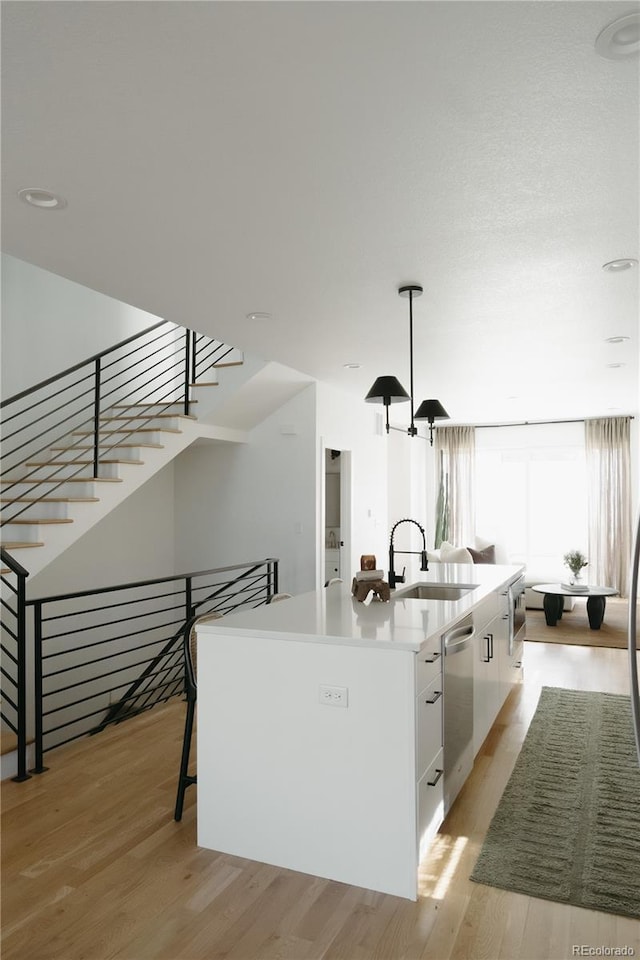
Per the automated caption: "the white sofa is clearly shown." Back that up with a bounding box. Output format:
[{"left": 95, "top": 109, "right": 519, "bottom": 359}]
[{"left": 429, "top": 540, "right": 575, "bottom": 611}]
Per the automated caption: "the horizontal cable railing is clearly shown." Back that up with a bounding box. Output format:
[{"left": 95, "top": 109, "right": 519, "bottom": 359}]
[
  {"left": 1, "top": 322, "right": 240, "bottom": 526},
  {"left": 28, "top": 558, "right": 279, "bottom": 770},
  {"left": 0, "top": 549, "right": 31, "bottom": 780}
]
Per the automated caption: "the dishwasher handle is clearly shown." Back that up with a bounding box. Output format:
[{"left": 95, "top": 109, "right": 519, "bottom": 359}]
[{"left": 444, "top": 623, "right": 475, "bottom": 655}]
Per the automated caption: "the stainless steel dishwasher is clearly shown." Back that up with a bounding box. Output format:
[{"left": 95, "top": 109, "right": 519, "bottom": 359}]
[{"left": 443, "top": 614, "right": 475, "bottom": 815}]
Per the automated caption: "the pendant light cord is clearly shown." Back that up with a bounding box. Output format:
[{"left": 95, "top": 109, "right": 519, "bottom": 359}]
[{"left": 408, "top": 289, "right": 416, "bottom": 435}]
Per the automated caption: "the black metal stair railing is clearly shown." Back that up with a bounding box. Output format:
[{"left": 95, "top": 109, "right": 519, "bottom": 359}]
[
  {"left": 0, "top": 548, "right": 31, "bottom": 781},
  {"left": 0, "top": 322, "right": 240, "bottom": 526},
  {"left": 28, "top": 558, "right": 279, "bottom": 771}
]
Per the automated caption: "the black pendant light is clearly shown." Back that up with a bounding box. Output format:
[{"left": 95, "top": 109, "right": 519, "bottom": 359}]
[
  {"left": 414, "top": 398, "right": 449, "bottom": 446},
  {"left": 364, "top": 376, "right": 410, "bottom": 434},
  {"left": 365, "top": 284, "right": 449, "bottom": 443}
]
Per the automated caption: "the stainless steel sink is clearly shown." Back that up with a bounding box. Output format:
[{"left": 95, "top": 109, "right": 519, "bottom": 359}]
[{"left": 393, "top": 583, "right": 478, "bottom": 601}]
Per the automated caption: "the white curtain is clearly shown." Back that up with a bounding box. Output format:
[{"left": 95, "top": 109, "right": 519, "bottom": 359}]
[
  {"left": 434, "top": 425, "right": 476, "bottom": 548},
  {"left": 585, "top": 416, "right": 632, "bottom": 596}
]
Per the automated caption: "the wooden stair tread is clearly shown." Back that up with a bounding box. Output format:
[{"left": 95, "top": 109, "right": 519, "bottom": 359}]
[
  {"left": 0, "top": 496, "right": 100, "bottom": 503},
  {"left": 190, "top": 382, "right": 219, "bottom": 387},
  {"left": 72, "top": 427, "right": 182, "bottom": 435},
  {"left": 211, "top": 360, "right": 244, "bottom": 368},
  {"left": 50, "top": 443, "right": 164, "bottom": 450},
  {"left": 100, "top": 413, "right": 196, "bottom": 421},
  {"left": 25, "top": 459, "right": 145, "bottom": 467},
  {"left": 0, "top": 477, "right": 123, "bottom": 484},
  {"left": 0, "top": 541, "right": 45, "bottom": 549},
  {"left": 110, "top": 402, "right": 199, "bottom": 408},
  {"left": 4, "top": 518, "right": 74, "bottom": 525}
]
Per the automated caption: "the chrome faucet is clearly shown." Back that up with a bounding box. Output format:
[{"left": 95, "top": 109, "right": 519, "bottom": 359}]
[{"left": 389, "top": 518, "right": 429, "bottom": 589}]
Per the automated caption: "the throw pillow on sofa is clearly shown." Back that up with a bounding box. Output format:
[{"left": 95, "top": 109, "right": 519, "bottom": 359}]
[
  {"left": 467, "top": 544, "right": 496, "bottom": 564},
  {"left": 440, "top": 541, "right": 474, "bottom": 563}
]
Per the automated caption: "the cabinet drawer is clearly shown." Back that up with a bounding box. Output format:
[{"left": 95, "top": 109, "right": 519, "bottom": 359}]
[
  {"left": 416, "top": 641, "right": 443, "bottom": 693},
  {"left": 416, "top": 674, "right": 443, "bottom": 779},
  {"left": 473, "top": 592, "right": 499, "bottom": 633},
  {"left": 417, "top": 748, "right": 445, "bottom": 861}
]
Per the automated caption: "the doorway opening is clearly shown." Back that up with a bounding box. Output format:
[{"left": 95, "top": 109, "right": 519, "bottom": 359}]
[{"left": 323, "top": 448, "right": 350, "bottom": 586}]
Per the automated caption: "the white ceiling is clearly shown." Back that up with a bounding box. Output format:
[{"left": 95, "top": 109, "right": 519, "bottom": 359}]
[{"left": 2, "top": 1, "right": 639, "bottom": 426}]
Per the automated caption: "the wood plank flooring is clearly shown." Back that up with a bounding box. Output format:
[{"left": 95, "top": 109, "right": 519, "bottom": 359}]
[{"left": 2, "top": 640, "right": 639, "bottom": 960}]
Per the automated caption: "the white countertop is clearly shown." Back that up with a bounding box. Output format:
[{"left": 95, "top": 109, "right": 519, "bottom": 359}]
[{"left": 197, "top": 563, "right": 523, "bottom": 652}]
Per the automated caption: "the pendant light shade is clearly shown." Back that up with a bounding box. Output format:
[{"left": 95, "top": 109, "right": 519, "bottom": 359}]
[
  {"left": 364, "top": 376, "right": 409, "bottom": 433},
  {"left": 364, "top": 376, "right": 410, "bottom": 404},
  {"left": 364, "top": 284, "right": 449, "bottom": 440},
  {"left": 414, "top": 398, "right": 450, "bottom": 445}
]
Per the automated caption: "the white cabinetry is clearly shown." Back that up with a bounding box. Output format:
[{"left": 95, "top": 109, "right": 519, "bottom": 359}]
[
  {"left": 415, "top": 641, "right": 444, "bottom": 859},
  {"left": 324, "top": 548, "right": 341, "bottom": 583},
  {"left": 473, "top": 588, "right": 520, "bottom": 756},
  {"left": 472, "top": 592, "right": 499, "bottom": 756},
  {"left": 473, "top": 613, "right": 502, "bottom": 754},
  {"left": 196, "top": 564, "right": 525, "bottom": 901}
]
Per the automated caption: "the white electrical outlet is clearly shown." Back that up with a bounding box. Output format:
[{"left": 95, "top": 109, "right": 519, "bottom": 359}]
[{"left": 319, "top": 684, "right": 348, "bottom": 707}]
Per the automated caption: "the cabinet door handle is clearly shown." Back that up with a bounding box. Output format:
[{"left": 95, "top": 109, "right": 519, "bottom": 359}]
[
  {"left": 425, "top": 690, "right": 442, "bottom": 704},
  {"left": 423, "top": 652, "right": 441, "bottom": 663},
  {"left": 427, "top": 768, "right": 444, "bottom": 787},
  {"left": 489, "top": 632, "right": 494, "bottom": 660},
  {"left": 483, "top": 635, "right": 491, "bottom": 663}
]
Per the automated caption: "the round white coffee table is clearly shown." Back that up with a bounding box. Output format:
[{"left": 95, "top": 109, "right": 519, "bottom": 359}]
[{"left": 531, "top": 583, "right": 618, "bottom": 630}]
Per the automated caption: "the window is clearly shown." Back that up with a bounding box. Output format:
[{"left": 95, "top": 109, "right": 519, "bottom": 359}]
[{"left": 475, "top": 423, "right": 587, "bottom": 576}]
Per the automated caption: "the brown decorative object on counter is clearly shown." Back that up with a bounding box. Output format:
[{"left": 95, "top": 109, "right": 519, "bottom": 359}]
[
  {"left": 360, "top": 554, "right": 377, "bottom": 570},
  {"left": 351, "top": 577, "right": 390, "bottom": 603}
]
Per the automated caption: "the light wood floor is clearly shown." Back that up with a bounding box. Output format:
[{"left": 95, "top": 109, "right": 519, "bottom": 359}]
[{"left": 2, "top": 641, "right": 639, "bottom": 960}]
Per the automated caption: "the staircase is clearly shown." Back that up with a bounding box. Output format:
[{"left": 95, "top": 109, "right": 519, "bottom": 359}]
[
  {"left": 0, "top": 322, "right": 250, "bottom": 578},
  {"left": 1, "top": 317, "right": 312, "bottom": 782}
]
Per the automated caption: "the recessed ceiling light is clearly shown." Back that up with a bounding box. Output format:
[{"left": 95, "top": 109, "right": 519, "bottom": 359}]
[
  {"left": 18, "top": 187, "right": 67, "bottom": 210},
  {"left": 245, "top": 312, "right": 272, "bottom": 321},
  {"left": 602, "top": 258, "right": 638, "bottom": 272},
  {"left": 606, "top": 362, "right": 626, "bottom": 368},
  {"left": 605, "top": 335, "right": 631, "bottom": 344},
  {"left": 595, "top": 12, "right": 640, "bottom": 60},
  {"left": 343, "top": 362, "right": 361, "bottom": 370}
]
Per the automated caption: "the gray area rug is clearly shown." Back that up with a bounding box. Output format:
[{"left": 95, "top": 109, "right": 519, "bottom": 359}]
[{"left": 470, "top": 686, "right": 640, "bottom": 919}]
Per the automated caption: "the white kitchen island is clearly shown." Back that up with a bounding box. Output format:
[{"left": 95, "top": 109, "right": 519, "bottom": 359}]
[{"left": 196, "top": 562, "right": 523, "bottom": 900}]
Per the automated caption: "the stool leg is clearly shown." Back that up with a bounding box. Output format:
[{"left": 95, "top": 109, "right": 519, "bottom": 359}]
[{"left": 174, "top": 699, "right": 196, "bottom": 821}]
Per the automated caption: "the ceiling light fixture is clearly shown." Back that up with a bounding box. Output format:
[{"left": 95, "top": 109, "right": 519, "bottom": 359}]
[
  {"left": 18, "top": 187, "right": 67, "bottom": 210},
  {"left": 605, "top": 335, "right": 631, "bottom": 344},
  {"left": 343, "top": 362, "right": 361, "bottom": 369},
  {"left": 245, "top": 312, "right": 272, "bottom": 321},
  {"left": 595, "top": 12, "right": 640, "bottom": 60},
  {"left": 607, "top": 362, "right": 626, "bottom": 368},
  {"left": 602, "top": 258, "right": 638, "bottom": 272},
  {"left": 364, "top": 284, "right": 449, "bottom": 444}
]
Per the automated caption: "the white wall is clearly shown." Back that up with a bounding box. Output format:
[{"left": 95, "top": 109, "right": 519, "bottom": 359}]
[
  {"left": 174, "top": 386, "right": 317, "bottom": 595},
  {"left": 29, "top": 463, "right": 176, "bottom": 597},
  {"left": 388, "top": 429, "right": 434, "bottom": 535},
  {"left": 174, "top": 381, "right": 433, "bottom": 596},
  {"left": 1, "top": 254, "right": 162, "bottom": 399}
]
